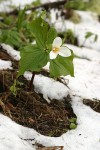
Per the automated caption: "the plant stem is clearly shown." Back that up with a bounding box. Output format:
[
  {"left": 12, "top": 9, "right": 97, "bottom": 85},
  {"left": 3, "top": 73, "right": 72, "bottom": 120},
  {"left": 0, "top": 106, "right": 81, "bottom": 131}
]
[
  {"left": 29, "top": 72, "right": 35, "bottom": 91},
  {"left": 80, "top": 39, "right": 86, "bottom": 47}
]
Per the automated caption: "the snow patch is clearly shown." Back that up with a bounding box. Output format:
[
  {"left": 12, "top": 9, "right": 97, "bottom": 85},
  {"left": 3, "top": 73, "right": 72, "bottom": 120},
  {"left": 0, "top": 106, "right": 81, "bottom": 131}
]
[
  {"left": 24, "top": 72, "right": 69, "bottom": 103},
  {"left": 0, "top": 59, "right": 12, "bottom": 70},
  {"left": 67, "top": 44, "right": 100, "bottom": 62},
  {"left": 1, "top": 44, "right": 20, "bottom": 61},
  {"left": 54, "top": 10, "right": 100, "bottom": 51},
  {"left": 65, "top": 58, "right": 100, "bottom": 100}
]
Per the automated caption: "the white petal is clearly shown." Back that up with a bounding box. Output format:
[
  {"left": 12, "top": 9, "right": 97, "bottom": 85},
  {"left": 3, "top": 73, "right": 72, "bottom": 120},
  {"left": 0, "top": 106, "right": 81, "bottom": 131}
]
[
  {"left": 59, "top": 46, "right": 71, "bottom": 57},
  {"left": 53, "top": 37, "right": 62, "bottom": 48},
  {"left": 49, "top": 51, "right": 58, "bottom": 59}
]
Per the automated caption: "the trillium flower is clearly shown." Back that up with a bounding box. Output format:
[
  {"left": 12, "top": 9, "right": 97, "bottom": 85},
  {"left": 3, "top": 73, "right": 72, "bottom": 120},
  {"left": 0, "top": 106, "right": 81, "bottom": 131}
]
[{"left": 49, "top": 37, "right": 71, "bottom": 59}]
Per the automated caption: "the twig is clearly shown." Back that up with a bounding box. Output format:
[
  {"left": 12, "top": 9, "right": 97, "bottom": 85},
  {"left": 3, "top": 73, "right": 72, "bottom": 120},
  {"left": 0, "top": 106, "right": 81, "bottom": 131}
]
[{"left": 6, "top": 0, "right": 67, "bottom": 15}]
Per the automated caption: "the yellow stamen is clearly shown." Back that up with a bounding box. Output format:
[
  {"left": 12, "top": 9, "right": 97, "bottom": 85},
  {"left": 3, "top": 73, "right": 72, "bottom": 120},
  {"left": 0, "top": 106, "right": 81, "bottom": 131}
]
[{"left": 52, "top": 47, "right": 60, "bottom": 53}]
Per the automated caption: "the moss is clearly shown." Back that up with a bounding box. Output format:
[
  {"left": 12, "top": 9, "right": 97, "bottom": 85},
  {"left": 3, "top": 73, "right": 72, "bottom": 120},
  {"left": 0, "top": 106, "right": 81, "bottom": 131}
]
[
  {"left": 69, "top": 11, "right": 81, "bottom": 24},
  {"left": 65, "top": 0, "right": 87, "bottom": 11},
  {"left": 86, "top": 0, "right": 100, "bottom": 15}
]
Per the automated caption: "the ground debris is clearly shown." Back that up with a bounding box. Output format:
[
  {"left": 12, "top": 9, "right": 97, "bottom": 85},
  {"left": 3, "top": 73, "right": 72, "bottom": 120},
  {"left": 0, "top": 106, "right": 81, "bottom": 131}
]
[
  {"left": 83, "top": 99, "right": 100, "bottom": 113},
  {"left": 37, "top": 146, "right": 63, "bottom": 150}
]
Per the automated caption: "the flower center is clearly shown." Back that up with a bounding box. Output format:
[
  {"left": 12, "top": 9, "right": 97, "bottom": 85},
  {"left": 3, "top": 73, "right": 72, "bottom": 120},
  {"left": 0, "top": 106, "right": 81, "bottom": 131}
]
[{"left": 52, "top": 47, "right": 60, "bottom": 53}]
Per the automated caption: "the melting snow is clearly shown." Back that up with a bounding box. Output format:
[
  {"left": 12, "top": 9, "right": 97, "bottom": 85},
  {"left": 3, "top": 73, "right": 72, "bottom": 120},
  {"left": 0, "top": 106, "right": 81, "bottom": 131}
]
[
  {"left": 0, "top": 59, "right": 12, "bottom": 70},
  {"left": 1, "top": 44, "right": 20, "bottom": 61},
  {"left": 0, "top": 1, "right": 100, "bottom": 150},
  {"left": 24, "top": 72, "right": 69, "bottom": 103},
  {"left": 55, "top": 10, "right": 100, "bottom": 51}
]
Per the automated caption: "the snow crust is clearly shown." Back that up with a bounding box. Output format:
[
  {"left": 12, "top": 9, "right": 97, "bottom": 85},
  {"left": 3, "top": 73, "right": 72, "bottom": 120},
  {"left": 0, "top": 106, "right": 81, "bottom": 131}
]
[
  {"left": 62, "top": 96, "right": 100, "bottom": 150},
  {"left": 1, "top": 44, "right": 20, "bottom": 61},
  {"left": 66, "top": 45, "right": 100, "bottom": 99},
  {"left": 0, "top": 59, "right": 12, "bottom": 70},
  {"left": 24, "top": 72, "right": 69, "bottom": 103},
  {"left": 67, "top": 44, "right": 100, "bottom": 62}
]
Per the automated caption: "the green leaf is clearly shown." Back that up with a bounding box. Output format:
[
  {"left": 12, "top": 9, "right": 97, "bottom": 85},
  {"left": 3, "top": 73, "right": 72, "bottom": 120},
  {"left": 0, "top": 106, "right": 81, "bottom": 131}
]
[
  {"left": 18, "top": 44, "right": 49, "bottom": 76},
  {"left": 70, "top": 123, "right": 77, "bottom": 129},
  {"left": 85, "top": 32, "right": 98, "bottom": 42},
  {"left": 28, "top": 17, "right": 49, "bottom": 49},
  {"left": 0, "top": 29, "right": 21, "bottom": 48},
  {"left": 94, "top": 34, "right": 98, "bottom": 42},
  {"left": 4, "top": 16, "right": 15, "bottom": 26},
  {"left": 32, "top": 0, "right": 41, "bottom": 6},
  {"left": 69, "top": 117, "right": 77, "bottom": 123},
  {"left": 50, "top": 53, "right": 74, "bottom": 78},
  {"left": 10, "top": 80, "right": 17, "bottom": 96},
  {"left": 17, "top": 8, "right": 26, "bottom": 31},
  {"left": 65, "top": 0, "right": 86, "bottom": 10},
  {"left": 85, "top": 32, "right": 93, "bottom": 39},
  {"left": 46, "top": 27, "right": 57, "bottom": 49},
  {"left": 40, "top": 10, "right": 46, "bottom": 20}
]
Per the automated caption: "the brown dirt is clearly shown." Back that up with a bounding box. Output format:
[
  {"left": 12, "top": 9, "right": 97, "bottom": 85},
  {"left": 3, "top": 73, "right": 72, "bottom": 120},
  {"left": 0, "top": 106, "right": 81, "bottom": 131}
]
[
  {"left": 83, "top": 99, "right": 100, "bottom": 113},
  {"left": 0, "top": 49, "right": 77, "bottom": 137}
]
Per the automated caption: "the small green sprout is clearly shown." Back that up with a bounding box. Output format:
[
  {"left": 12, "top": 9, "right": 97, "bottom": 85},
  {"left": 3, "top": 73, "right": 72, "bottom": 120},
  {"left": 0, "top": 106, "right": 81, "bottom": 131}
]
[
  {"left": 10, "top": 80, "right": 23, "bottom": 96},
  {"left": 70, "top": 123, "right": 77, "bottom": 129},
  {"left": 10, "top": 80, "right": 18, "bottom": 96},
  {"left": 81, "top": 31, "right": 98, "bottom": 47},
  {"left": 69, "top": 117, "right": 77, "bottom": 129}
]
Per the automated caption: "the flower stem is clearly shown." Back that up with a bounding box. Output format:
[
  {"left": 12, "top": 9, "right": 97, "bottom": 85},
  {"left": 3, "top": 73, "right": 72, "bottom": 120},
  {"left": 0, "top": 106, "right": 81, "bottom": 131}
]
[{"left": 29, "top": 72, "right": 35, "bottom": 91}]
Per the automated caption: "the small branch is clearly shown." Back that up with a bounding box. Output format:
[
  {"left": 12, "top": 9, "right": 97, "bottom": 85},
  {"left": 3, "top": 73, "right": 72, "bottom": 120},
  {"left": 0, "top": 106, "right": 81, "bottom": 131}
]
[{"left": 6, "top": 0, "right": 67, "bottom": 15}]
